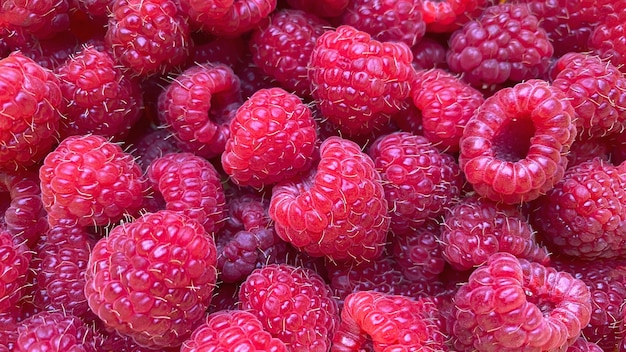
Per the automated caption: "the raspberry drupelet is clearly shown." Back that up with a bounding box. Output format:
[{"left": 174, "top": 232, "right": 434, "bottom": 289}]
[{"left": 459, "top": 79, "right": 577, "bottom": 204}]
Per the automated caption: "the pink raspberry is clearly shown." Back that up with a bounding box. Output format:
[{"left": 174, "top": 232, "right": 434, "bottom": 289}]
[
  {"left": 14, "top": 311, "right": 100, "bottom": 352},
  {"left": 85, "top": 210, "right": 218, "bottom": 349},
  {"left": 39, "top": 135, "right": 146, "bottom": 228},
  {"left": 221, "top": 87, "right": 318, "bottom": 188},
  {"left": 269, "top": 136, "right": 390, "bottom": 262},
  {"left": 308, "top": 25, "right": 415, "bottom": 136},
  {"left": 459, "top": 79, "right": 577, "bottom": 204},
  {"left": 0, "top": 0, "right": 70, "bottom": 39}
]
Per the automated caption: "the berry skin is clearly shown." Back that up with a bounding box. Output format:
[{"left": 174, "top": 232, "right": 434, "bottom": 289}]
[
  {"left": 0, "top": 229, "right": 31, "bottom": 315},
  {"left": 39, "top": 135, "right": 146, "bottom": 228},
  {"left": 446, "top": 3, "right": 554, "bottom": 89},
  {"left": 269, "top": 136, "right": 390, "bottom": 262},
  {"left": 439, "top": 195, "right": 549, "bottom": 271},
  {"left": 238, "top": 263, "right": 339, "bottom": 352},
  {"left": 85, "top": 210, "right": 218, "bottom": 349},
  {"left": 286, "top": 0, "right": 348, "bottom": 18},
  {"left": 341, "top": 0, "right": 426, "bottom": 47},
  {"left": 308, "top": 25, "right": 415, "bottom": 136},
  {"left": 250, "top": 9, "right": 328, "bottom": 97},
  {"left": 181, "top": 310, "right": 288, "bottom": 352},
  {"left": 147, "top": 153, "right": 226, "bottom": 235},
  {"left": 14, "top": 311, "right": 100, "bottom": 352},
  {"left": 56, "top": 45, "right": 143, "bottom": 141},
  {"left": 331, "top": 291, "right": 448, "bottom": 351},
  {"left": 158, "top": 63, "right": 242, "bottom": 159},
  {"left": 221, "top": 87, "right": 318, "bottom": 188},
  {"left": 0, "top": 171, "right": 47, "bottom": 246},
  {"left": 533, "top": 158, "right": 626, "bottom": 260},
  {"left": 459, "top": 79, "right": 577, "bottom": 204},
  {"left": 368, "top": 132, "right": 463, "bottom": 234},
  {"left": 0, "top": 0, "right": 70, "bottom": 39},
  {"left": 0, "top": 51, "right": 62, "bottom": 171},
  {"left": 588, "top": 2, "right": 626, "bottom": 72},
  {"left": 181, "top": 0, "right": 277, "bottom": 37},
  {"left": 409, "top": 68, "right": 484, "bottom": 152},
  {"left": 452, "top": 252, "right": 592, "bottom": 351},
  {"left": 550, "top": 52, "right": 626, "bottom": 139},
  {"left": 105, "top": 0, "right": 191, "bottom": 76}
]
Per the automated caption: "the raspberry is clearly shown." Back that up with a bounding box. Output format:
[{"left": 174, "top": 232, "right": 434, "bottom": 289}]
[
  {"left": 446, "top": 3, "right": 554, "bottom": 89},
  {"left": 452, "top": 252, "right": 592, "bottom": 351},
  {"left": 341, "top": 0, "right": 426, "bottom": 47},
  {"left": 588, "top": 2, "right": 626, "bottom": 72},
  {"left": 181, "top": 310, "right": 288, "bottom": 352},
  {"left": 308, "top": 25, "right": 415, "bottom": 136},
  {"left": 0, "top": 0, "right": 70, "bottom": 39},
  {"left": 420, "top": 0, "right": 489, "bottom": 32},
  {"left": 368, "top": 132, "right": 463, "bottom": 234},
  {"left": 533, "top": 158, "right": 626, "bottom": 260},
  {"left": 411, "top": 37, "right": 448, "bottom": 70},
  {"left": 221, "top": 88, "right": 318, "bottom": 188},
  {"left": 331, "top": 291, "right": 447, "bottom": 351},
  {"left": 0, "top": 52, "right": 62, "bottom": 171},
  {"left": 0, "top": 229, "right": 31, "bottom": 314},
  {"left": 85, "top": 210, "right": 218, "bottom": 349},
  {"left": 391, "top": 220, "right": 446, "bottom": 282},
  {"left": 551, "top": 52, "right": 626, "bottom": 139},
  {"left": 130, "top": 128, "right": 181, "bottom": 172},
  {"left": 286, "top": 0, "right": 348, "bottom": 17},
  {"left": 409, "top": 68, "right": 484, "bottom": 152},
  {"left": 191, "top": 36, "right": 247, "bottom": 70},
  {"left": 0, "top": 171, "right": 47, "bottom": 246},
  {"left": 56, "top": 45, "right": 143, "bottom": 140},
  {"left": 440, "top": 195, "right": 549, "bottom": 271},
  {"left": 238, "top": 263, "right": 339, "bottom": 351},
  {"left": 30, "top": 226, "right": 94, "bottom": 317},
  {"left": 567, "top": 137, "right": 610, "bottom": 168},
  {"left": 39, "top": 135, "right": 146, "bottom": 228},
  {"left": 459, "top": 79, "right": 577, "bottom": 204},
  {"left": 552, "top": 258, "right": 626, "bottom": 351},
  {"left": 105, "top": 0, "right": 191, "bottom": 76},
  {"left": 250, "top": 9, "right": 328, "bottom": 97},
  {"left": 147, "top": 153, "right": 226, "bottom": 235},
  {"left": 158, "top": 63, "right": 242, "bottom": 159},
  {"left": 206, "top": 282, "right": 239, "bottom": 314},
  {"left": 181, "top": 0, "right": 277, "bottom": 37},
  {"left": 75, "top": 0, "right": 115, "bottom": 18},
  {"left": 18, "top": 34, "right": 80, "bottom": 70},
  {"left": 14, "top": 311, "right": 100, "bottom": 351},
  {"left": 236, "top": 55, "right": 279, "bottom": 100},
  {"left": 269, "top": 136, "right": 390, "bottom": 262},
  {"left": 567, "top": 337, "right": 603, "bottom": 352}
]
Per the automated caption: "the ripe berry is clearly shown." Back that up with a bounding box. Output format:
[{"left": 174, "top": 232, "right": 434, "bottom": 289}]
[
  {"left": 588, "top": 2, "right": 626, "bottom": 72},
  {"left": 14, "top": 311, "right": 100, "bottom": 352},
  {"left": 286, "top": 0, "right": 348, "bottom": 17},
  {"left": 222, "top": 87, "right": 318, "bottom": 188},
  {"left": 391, "top": 220, "right": 446, "bottom": 282},
  {"left": 0, "top": 229, "right": 31, "bottom": 315},
  {"left": 0, "top": 171, "right": 47, "bottom": 246},
  {"left": 308, "top": 25, "right": 415, "bottom": 136},
  {"left": 0, "top": 0, "right": 70, "bottom": 39},
  {"left": 181, "top": 0, "right": 277, "bottom": 37},
  {"left": 459, "top": 79, "right": 577, "bottom": 204},
  {"left": 39, "top": 134, "right": 146, "bottom": 228},
  {"left": 269, "top": 136, "right": 390, "bottom": 262},
  {"left": 420, "top": 0, "right": 490, "bottom": 32},
  {"left": 85, "top": 210, "right": 218, "bottom": 349}
]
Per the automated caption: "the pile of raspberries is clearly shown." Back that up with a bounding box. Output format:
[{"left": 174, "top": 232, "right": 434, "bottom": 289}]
[{"left": 1, "top": 0, "right": 626, "bottom": 350}]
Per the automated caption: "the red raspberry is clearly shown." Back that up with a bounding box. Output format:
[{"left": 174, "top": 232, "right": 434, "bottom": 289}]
[
  {"left": 391, "top": 220, "right": 446, "bottom": 282},
  {"left": 459, "top": 79, "right": 577, "bottom": 204},
  {"left": 0, "top": 229, "right": 31, "bottom": 315},
  {"left": 158, "top": 63, "right": 242, "bottom": 159},
  {"left": 452, "top": 252, "right": 592, "bottom": 351},
  {"left": 85, "top": 210, "right": 218, "bottom": 349},
  {"left": 0, "top": 171, "right": 47, "bottom": 246},
  {"left": 409, "top": 68, "right": 484, "bottom": 152},
  {"left": 147, "top": 153, "right": 226, "bottom": 235},
  {"left": 105, "top": 0, "right": 191, "bottom": 76},
  {"left": 181, "top": 310, "right": 288, "bottom": 352},
  {"left": 551, "top": 52, "right": 626, "bottom": 139},
  {"left": 250, "top": 9, "right": 328, "bottom": 97},
  {"left": 18, "top": 34, "right": 80, "bottom": 70},
  {"left": 269, "top": 136, "right": 390, "bottom": 262},
  {"left": 533, "top": 158, "right": 626, "bottom": 260},
  {"left": 567, "top": 337, "right": 603, "bottom": 352},
  {"left": 588, "top": 2, "right": 626, "bottom": 72},
  {"left": 14, "top": 311, "right": 100, "bottom": 352},
  {"left": 420, "top": 0, "right": 490, "bottom": 32},
  {"left": 56, "top": 46, "right": 143, "bottom": 140},
  {"left": 181, "top": 0, "right": 277, "bottom": 37},
  {"left": 222, "top": 88, "right": 318, "bottom": 188},
  {"left": 75, "top": 0, "right": 115, "bottom": 18},
  {"left": 191, "top": 36, "right": 247, "bottom": 70},
  {"left": 0, "top": 52, "right": 62, "bottom": 171},
  {"left": 368, "top": 132, "right": 463, "bottom": 234},
  {"left": 238, "top": 263, "right": 339, "bottom": 351},
  {"left": 308, "top": 25, "right": 415, "bottom": 136},
  {"left": 446, "top": 3, "right": 554, "bottom": 89},
  {"left": 130, "top": 128, "right": 181, "bottom": 172},
  {"left": 341, "top": 0, "right": 426, "bottom": 47},
  {"left": 286, "top": 0, "right": 348, "bottom": 18},
  {"left": 440, "top": 195, "right": 549, "bottom": 271},
  {"left": 30, "top": 226, "right": 94, "bottom": 318},
  {"left": 332, "top": 291, "right": 448, "bottom": 351},
  {"left": 0, "top": 0, "right": 70, "bottom": 39},
  {"left": 567, "top": 137, "right": 610, "bottom": 168},
  {"left": 39, "top": 134, "right": 146, "bottom": 228},
  {"left": 552, "top": 258, "right": 626, "bottom": 351},
  {"left": 411, "top": 37, "right": 449, "bottom": 70},
  {"left": 235, "top": 54, "right": 279, "bottom": 100}
]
